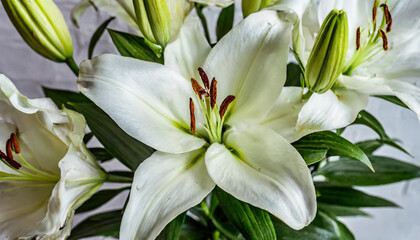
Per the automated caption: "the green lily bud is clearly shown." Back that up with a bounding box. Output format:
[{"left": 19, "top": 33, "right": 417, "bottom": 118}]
[
  {"left": 305, "top": 9, "right": 348, "bottom": 94},
  {"left": 133, "top": 0, "right": 171, "bottom": 47},
  {"left": 1, "top": 0, "right": 73, "bottom": 62},
  {"left": 242, "top": 0, "right": 275, "bottom": 17}
]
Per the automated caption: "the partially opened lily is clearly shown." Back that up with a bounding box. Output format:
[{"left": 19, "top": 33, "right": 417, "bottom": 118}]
[
  {"left": 294, "top": 0, "right": 420, "bottom": 131},
  {"left": 0, "top": 75, "right": 106, "bottom": 239},
  {"left": 78, "top": 11, "right": 316, "bottom": 240}
]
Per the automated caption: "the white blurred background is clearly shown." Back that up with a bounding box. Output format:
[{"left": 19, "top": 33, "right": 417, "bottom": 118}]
[{"left": 0, "top": 1, "right": 419, "bottom": 239}]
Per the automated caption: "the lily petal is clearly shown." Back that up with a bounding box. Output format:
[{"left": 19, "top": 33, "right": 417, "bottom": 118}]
[
  {"left": 205, "top": 124, "right": 316, "bottom": 230},
  {"left": 339, "top": 75, "right": 420, "bottom": 120},
  {"left": 297, "top": 89, "right": 368, "bottom": 131},
  {"left": 165, "top": 13, "right": 211, "bottom": 80},
  {"left": 78, "top": 54, "right": 207, "bottom": 153},
  {"left": 204, "top": 11, "right": 292, "bottom": 124},
  {"left": 261, "top": 87, "right": 314, "bottom": 143},
  {"left": 120, "top": 149, "right": 215, "bottom": 240},
  {"left": 71, "top": 0, "right": 137, "bottom": 29},
  {"left": 23, "top": 144, "right": 105, "bottom": 240}
]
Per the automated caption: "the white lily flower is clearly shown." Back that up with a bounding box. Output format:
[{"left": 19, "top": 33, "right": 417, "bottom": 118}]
[
  {"left": 0, "top": 75, "right": 106, "bottom": 239},
  {"left": 295, "top": 0, "right": 420, "bottom": 131},
  {"left": 78, "top": 11, "right": 317, "bottom": 240}
]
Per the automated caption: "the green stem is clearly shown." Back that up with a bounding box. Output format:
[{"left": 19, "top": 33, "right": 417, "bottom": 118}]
[
  {"left": 66, "top": 57, "right": 79, "bottom": 76},
  {"left": 302, "top": 90, "right": 314, "bottom": 100},
  {"left": 195, "top": 4, "right": 211, "bottom": 45},
  {"left": 213, "top": 231, "right": 221, "bottom": 240},
  {"left": 106, "top": 173, "right": 133, "bottom": 183}
]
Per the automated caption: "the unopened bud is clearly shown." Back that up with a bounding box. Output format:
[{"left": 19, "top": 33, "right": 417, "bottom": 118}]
[
  {"left": 1, "top": 0, "right": 73, "bottom": 62},
  {"left": 242, "top": 0, "right": 275, "bottom": 17},
  {"left": 133, "top": 0, "right": 171, "bottom": 47},
  {"left": 305, "top": 9, "right": 348, "bottom": 94}
]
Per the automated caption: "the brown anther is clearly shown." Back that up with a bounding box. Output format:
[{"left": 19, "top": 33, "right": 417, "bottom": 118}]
[
  {"left": 219, "top": 95, "right": 235, "bottom": 119},
  {"left": 10, "top": 133, "right": 20, "bottom": 154},
  {"left": 6, "top": 139, "right": 13, "bottom": 160},
  {"left": 0, "top": 150, "right": 21, "bottom": 170},
  {"left": 191, "top": 78, "right": 206, "bottom": 99},
  {"left": 379, "top": 30, "right": 388, "bottom": 50},
  {"left": 356, "top": 27, "right": 361, "bottom": 51},
  {"left": 210, "top": 78, "right": 217, "bottom": 109},
  {"left": 189, "top": 98, "right": 196, "bottom": 134},
  {"left": 198, "top": 67, "right": 210, "bottom": 89},
  {"left": 380, "top": 4, "right": 392, "bottom": 32},
  {"left": 373, "top": 1, "right": 378, "bottom": 23}
]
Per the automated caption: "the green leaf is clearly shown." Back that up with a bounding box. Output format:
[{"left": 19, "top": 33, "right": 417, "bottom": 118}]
[
  {"left": 293, "top": 131, "right": 373, "bottom": 171},
  {"left": 181, "top": 216, "right": 213, "bottom": 240},
  {"left": 317, "top": 186, "right": 398, "bottom": 208},
  {"left": 317, "top": 203, "right": 369, "bottom": 217},
  {"left": 88, "top": 17, "right": 115, "bottom": 59},
  {"left": 214, "top": 188, "right": 276, "bottom": 240},
  {"left": 317, "top": 155, "right": 420, "bottom": 186},
  {"left": 83, "top": 132, "right": 94, "bottom": 144},
  {"left": 76, "top": 188, "right": 129, "bottom": 213},
  {"left": 216, "top": 4, "right": 235, "bottom": 40},
  {"left": 297, "top": 148, "right": 328, "bottom": 165},
  {"left": 285, "top": 63, "right": 303, "bottom": 87},
  {"left": 353, "top": 110, "right": 388, "bottom": 140},
  {"left": 273, "top": 211, "right": 354, "bottom": 240},
  {"left": 375, "top": 95, "right": 409, "bottom": 108},
  {"left": 68, "top": 210, "right": 122, "bottom": 240},
  {"left": 89, "top": 147, "right": 114, "bottom": 162},
  {"left": 157, "top": 212, "right": 187, "bottom": 240},
  {"left": 70, "top": 102, "right": 155, "bottom": 170},
  {"left": 108, "top": 29, "right": 163, "bottom": 63},
  {"left": 356, "top": 139, "right": 411, "bottom": 156},
  {"left": 43, "top": 88, "right": 155, "bottom": 170}
]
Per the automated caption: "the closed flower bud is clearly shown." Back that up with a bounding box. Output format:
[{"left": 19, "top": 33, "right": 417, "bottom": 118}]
[
  {"left": 242, "top": 0, "right": 275, "bottom": 17},
  {"left": 1, "top": 0, "right": 73, "bottom": 62},
  {"left": 133, "top": 0, "right": 171, "bottom": 47},
  {"left": 305, "top": 9, "right": 348, "bottom": 94}
]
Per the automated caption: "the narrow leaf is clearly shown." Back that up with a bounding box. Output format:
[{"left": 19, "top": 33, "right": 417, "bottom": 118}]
[
  {"left": 76, "top": 188, "right": 129, "bottom": 213},
  {"left": 157, "top": 212, "right": 187, "bottom": 240},
  {"left": 317, "top": 155, "right": 420, "bottom": 186},
  {"left": 272, "top": 211, "right": 354, "bottom": 240},
  {"left": 68, "top": 210, "right": 122, "bottom": 240},
  {"left": 285, "top": 63, "right": 303, "bottom": 87},
  {"left": 356, "top": 139, "right": 411, "bottom": 156},
  {"left": 216, "top": 4, "right": 235, "bottom": 40},
  {"left": 88, "top": 17, "right": 115, "bottom": 59},
  {"left": 89, "top": 147, "right": 114, "bottom": 162},
  {"left": 353, "top": 110, "right": 388, "bottom": 140},
  {"left": 108, "top": 29, "right": 163, "bottom": 63},
  {"left": 215, "top": 188, "right": 276, "bottom": 240},
  {"left": 83, "top": 132, "right": 94, "bottom": 144},
  {"left": 293, "top": 131, "right": 373, "bottom": 171},
  {"left": 317, "top": 186, "right": 398, "bottom": 208},
  {"left": 375, "top": 95, "right": 409, "bottom": 108},
  {"left": 317, "top": 203, "right": 369, "bottom": 217},
  {"left": 297, "top": 148, "right": 328, "bottom": 165}
]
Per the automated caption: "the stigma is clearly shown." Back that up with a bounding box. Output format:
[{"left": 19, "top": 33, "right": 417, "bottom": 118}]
[{"left": 189, "top": 68, "right": 235, "bottom": 143}]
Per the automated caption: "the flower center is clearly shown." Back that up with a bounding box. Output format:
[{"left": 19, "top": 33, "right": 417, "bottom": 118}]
[
  {"left": 189, "top": 68, "right": 235, "bottom": 144},
  {"left": 0, "top": 133, "right": 59, "bottom": 191},
  {"left": 343, "top": 1, "right": 392, "bottom": 75}
]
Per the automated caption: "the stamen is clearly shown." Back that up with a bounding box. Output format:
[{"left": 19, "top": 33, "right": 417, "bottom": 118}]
[
  {"left": 219, "top": 95, "right": 235, "bottom": 119},
  {"left": 198, "top": 67, "right": 210, "bottom": 89},
  {"left": 10, "top": 133, "right": 20, "bottom": 154},
  {"left": 380, "top": 4, "right": 392, "bottom": 32},
  {"left": 0, "top": 150, "right": 21, "bottom": 169},
  {"left": 372, "top": 0, "right": 378, "bottom": 23},
  {"left": 189, "top": 98, "right": 196, "bottom": 134},
  {"left": 191, "top": 78, "right": 206, "bottom": 99},
  {"left": 210, "top": 78, "right": 217, "bottom": 109},
  {"left": 379, "top": 30, "right": 388, "bottom": 50},
  {"left": 6, "top": 139, "right": 13, "bottom": 159},
  {"left": 356, "top": 27, "right": 361, "bottom": 51}
]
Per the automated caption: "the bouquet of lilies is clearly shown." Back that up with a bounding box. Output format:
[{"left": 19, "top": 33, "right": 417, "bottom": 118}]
[{"left": 1, "top": 0, "right": 419, "bottom": 239}]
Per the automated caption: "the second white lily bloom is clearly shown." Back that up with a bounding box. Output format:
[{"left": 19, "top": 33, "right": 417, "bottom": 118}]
[{"left": 78, "top": 11, "right": 316, "bottom": 240}]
